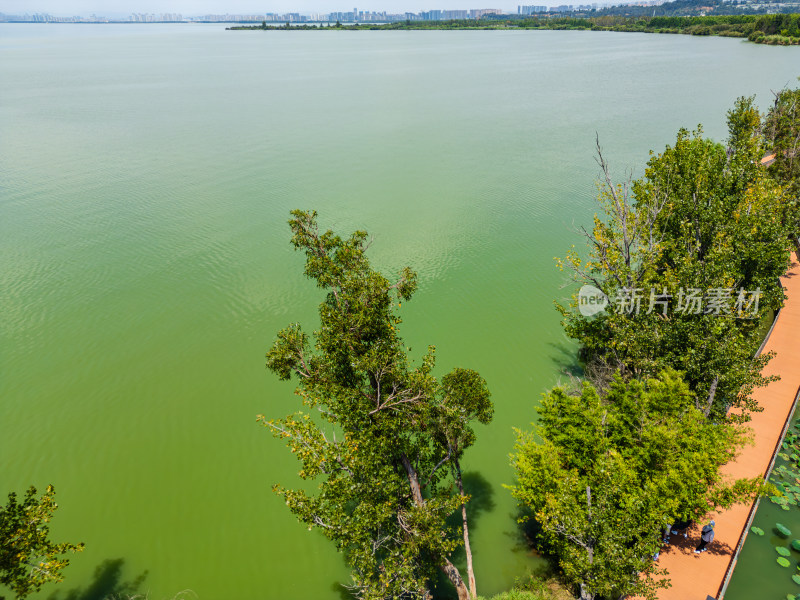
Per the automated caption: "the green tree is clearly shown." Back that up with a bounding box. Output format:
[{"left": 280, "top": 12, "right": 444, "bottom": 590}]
[
  {"left": 765, "top": 83, "right": 800, "bottom": 235},
  {"left": 559, "top": 99, "right": 793, "bottom": 419},
  {"left": 0, "top": 486, "right": 83, "bottom": 599},
  {"left": 262, "top": 210, "right": 493, "bottom": 600},
  {"left": 510, "top": 370, "right": 760, "bottom": 600}
]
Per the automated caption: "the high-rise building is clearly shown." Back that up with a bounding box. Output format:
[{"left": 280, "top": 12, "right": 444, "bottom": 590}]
[
  {"left": 518, "top": 5, "right": 548, "bottom": 14},
  {"left": 470, "top": 8, "right": 503, "bottom": 18}
]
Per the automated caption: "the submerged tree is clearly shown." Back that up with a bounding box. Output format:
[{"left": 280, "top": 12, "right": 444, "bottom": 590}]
[
  {"left": 0, "top": 485, "right": 83, "bottom": 599},
  {"left": 262, "top": 210, "right": 493, "bottom": 600},
  {"left": 511, "top": 370, "right": 760, "bottom": 600}
]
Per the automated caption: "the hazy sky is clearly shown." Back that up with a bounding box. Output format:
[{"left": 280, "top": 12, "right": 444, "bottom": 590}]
[{"left": 0, "top": 0, "right": 533, "bottom": 16}]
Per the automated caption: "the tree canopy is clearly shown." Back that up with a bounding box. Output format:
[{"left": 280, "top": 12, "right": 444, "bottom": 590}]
[
  {"left": 511, "top": 370, "right": 760, "bottom": 600},
  {"left": 558, "top": 97, "right": 794, "bottom": 420},
  {"left": 0, "top": 485, "right": 83, "bottom": 600},
  {"left": 529, "top": 93, "right": 797, "bottom": 599},
  {"left": 262, "top": 210, "right": 492, "bottom": 600},
  {"left": 765, "top": 83, "right": 800, "bottom": 233}
]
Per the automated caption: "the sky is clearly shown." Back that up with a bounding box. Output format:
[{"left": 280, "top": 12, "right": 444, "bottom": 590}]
[{"left": 0, "top": 0, "right": 538, "bottom": 16}]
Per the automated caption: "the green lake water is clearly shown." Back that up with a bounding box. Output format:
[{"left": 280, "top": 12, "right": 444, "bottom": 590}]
[
  {"left": 1, "top": 23, "right": 799, "bottom": 599},
  {"left": 724, "top": 399, "right": 800, "bottom": 600}
]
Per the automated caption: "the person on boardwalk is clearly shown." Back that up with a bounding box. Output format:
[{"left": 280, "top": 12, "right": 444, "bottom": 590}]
[
  {"left": 671, "top": 519, "right": 692, "bottom": 538},
  {"left": 694, "top": 521, "right": 715, "bottom": 553},
  {"left": 662, "top": 524, "right": 671, "bottom": 544},
  {"left": 664, "top": 518, "right": 692, "bottom": 543}
]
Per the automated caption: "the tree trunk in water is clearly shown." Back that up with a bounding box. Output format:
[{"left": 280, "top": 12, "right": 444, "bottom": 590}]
[
  {"left": 400, "top": 454, "right": 470, "bottom": 600},
  {"left": 455, "top": 458, "right": 477, "bottom": 598}
]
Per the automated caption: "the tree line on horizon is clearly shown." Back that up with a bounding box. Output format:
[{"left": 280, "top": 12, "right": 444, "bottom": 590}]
[{"left": 229, "top": 12, "right": 800, "bottom": 45}]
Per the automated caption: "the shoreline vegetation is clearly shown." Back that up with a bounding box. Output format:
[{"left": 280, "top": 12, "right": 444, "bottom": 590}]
[{"left": 228, "top": 13, "right": 800, "bottom": 45}]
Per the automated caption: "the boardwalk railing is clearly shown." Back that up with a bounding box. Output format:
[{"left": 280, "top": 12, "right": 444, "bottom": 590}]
[{"left": 717, "top": 383, "right": 800, "bottom": 600}]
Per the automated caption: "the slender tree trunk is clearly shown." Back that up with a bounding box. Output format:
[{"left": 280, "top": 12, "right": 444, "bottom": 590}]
[
  {"left": 400, "top": 454, "right": 471, "bottom": 600},
  {"left": 579, "top": 546, "right": 595, "bottom": 600},
  {"left": 441, "top": 557, "right": 471, "bottom": 600},
  {"left": 579, "top": 582, "right": 594, "bottom": 600},
  {"left": 704, "top": 375, "right": 719, "bottom": 417},
  {"left": 455, "top": 457, "right": 477, "bottom": 598},
  {"left": 401, "top": 453, "right": 425, "bottom": 505},
  {"left": 580, "top": 487, "right": 594, "bottom": 600}
]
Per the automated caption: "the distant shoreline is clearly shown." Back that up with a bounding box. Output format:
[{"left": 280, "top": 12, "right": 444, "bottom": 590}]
[{"left": 227, "top": 14, "right": 800, "bottom": 46}]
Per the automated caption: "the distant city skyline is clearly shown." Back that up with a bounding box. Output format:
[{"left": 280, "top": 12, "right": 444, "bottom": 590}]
[{"left": 0, "top": 0, "right": 579, "bottom": 17}]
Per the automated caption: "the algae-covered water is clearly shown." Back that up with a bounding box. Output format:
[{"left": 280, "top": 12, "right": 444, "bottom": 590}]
[
  {"left": 2, "top": 23, "right": 799, "bottom": 599},
  {"left": 725, "top": 403, "right": 800, "bottom": 600}
]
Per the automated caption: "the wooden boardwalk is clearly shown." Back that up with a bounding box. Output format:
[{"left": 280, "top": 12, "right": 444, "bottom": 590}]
[{"left": 648, "top": 257, "right": 800, "bottom": 600}]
